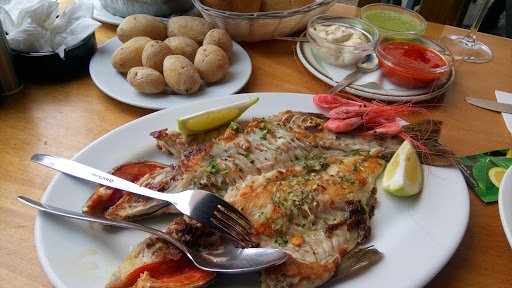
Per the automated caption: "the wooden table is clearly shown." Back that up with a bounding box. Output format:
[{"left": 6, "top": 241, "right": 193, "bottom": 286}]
[{"left": 1, "top": 2, "right": 511, "bottom": 287}]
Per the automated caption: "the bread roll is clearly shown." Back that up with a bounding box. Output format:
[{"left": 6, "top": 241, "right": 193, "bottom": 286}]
[
  {"left": 260, "top": 0, "right": 315, "bottom": 12},
  {"left": 202, "top": 0, "right": 261, "bottom": 13}
]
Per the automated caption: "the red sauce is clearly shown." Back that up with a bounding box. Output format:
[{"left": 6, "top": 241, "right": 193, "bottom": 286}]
[
  {"left": 378, "top": 41, "right": 449, "bottom": 88},
  {"left": 120, "top": 254, "right": 215, "bottom": 288},
  {"left": 86, "top": 162, "right": 167, "bottom": 213}
]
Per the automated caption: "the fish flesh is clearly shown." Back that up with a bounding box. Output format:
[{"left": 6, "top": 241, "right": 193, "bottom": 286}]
[
  {"left": 107, "top": 154, "right": 384, "bottom": 288},
  {"left": 83, "top": 111, "right": 454, "bottom": 220},
  {"left": 224, "top": 154, "right": 384, "bottom": 287},
  {"left": 106, "top": 216, "right": 218, "bottom": 288}
]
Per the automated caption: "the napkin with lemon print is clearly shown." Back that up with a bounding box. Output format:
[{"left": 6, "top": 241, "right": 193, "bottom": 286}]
[{"left": 457, "top": 149, "right": 512, "bottom": 203}]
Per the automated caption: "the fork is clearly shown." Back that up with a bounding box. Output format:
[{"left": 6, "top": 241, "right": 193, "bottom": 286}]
[
  {"left": 31, "top": 153, "right": 253, "bottom": 247},
  {"left": 17, "top": 196, "right": 287, "bottom": 273}
]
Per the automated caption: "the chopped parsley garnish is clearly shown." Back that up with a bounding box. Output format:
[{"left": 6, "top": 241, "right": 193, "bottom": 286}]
[
  {"left": 298, "top": 155, "right": 329, "bottom": 173},
  {"left": 244, "top": 152, "right": 251, "bottom": 158},
  {"left": 205, "top": 160, "right": 219, "bottom": 174},
  {"left": 273, "top": 236, "right": 288, "bottom": 247},
  {"left": 230, "top": 122, "right": 243, "bottom": 132},
  {"left": 259, "top": 126, "right": 270, "bottom": 140}
]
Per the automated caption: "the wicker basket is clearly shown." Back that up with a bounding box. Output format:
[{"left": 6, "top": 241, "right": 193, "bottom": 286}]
[{"left": 192, "top": 0, "right": 336, "bottom": 42}]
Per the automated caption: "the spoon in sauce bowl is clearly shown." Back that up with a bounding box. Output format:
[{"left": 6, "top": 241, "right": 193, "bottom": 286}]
[{"left": 327, "top": 53, "right": 379, "bottom": 95}]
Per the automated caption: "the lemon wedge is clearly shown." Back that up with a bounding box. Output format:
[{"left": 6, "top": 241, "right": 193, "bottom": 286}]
[
  {"left": 177, "top": 97, "right": 259, "bottom": 134},
  {"left": 488, "top": 167, "right": 507, "bottom": 188},
  {"left": 381, "top": 139, "right": 423, "bottom": 196}
]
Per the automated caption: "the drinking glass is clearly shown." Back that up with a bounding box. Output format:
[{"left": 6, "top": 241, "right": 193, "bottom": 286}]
[{"left": 440, "top": 0, "right": 492, "bottom": 63}]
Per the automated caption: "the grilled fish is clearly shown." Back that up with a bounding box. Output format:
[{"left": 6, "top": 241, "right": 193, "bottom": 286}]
[
  {"left": 107, "top": 154, "right": 384, "bottom": 288},
  {"left": 224, "top": 154, "right": 384, "bottom": 287},
  {"left": 106, "top": 217, "right": 218, "bottom": 288},
  {"left": 83, "top": 111, "right": 454, "bottom": 220}
]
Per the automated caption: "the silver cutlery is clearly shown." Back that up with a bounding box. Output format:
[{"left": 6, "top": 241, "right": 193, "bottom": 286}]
[
  {"left": 17, "top": 196, "right": 287, "bottom": 273},
  {"left": 31, "top": 153, "right": 252, "bottom": 246},
  {"left": 328, "top": 53, "right": 379, "bottom": 95},
  {"left": 465, "top": 97, "right": 512, "bottom": 114},
  {"left": 274, "top": 36, "right": 309, "bottom": 41}
]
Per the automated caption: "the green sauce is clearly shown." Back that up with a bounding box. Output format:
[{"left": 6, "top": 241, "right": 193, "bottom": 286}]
[{"left": 363, "top": 10, "right": 421, "bottom": 33}]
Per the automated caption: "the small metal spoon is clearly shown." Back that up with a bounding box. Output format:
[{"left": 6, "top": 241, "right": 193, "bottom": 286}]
[
  {"left": 327, "top": 53, "right": 379, "bottom": 95},
  {"left": 17, "top": 196, "right": 287, "bottom": 273}
]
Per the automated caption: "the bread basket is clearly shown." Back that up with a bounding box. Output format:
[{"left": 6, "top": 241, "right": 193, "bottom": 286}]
[{"left": 192, "top": 0, "right": 336, "bottom": 42}]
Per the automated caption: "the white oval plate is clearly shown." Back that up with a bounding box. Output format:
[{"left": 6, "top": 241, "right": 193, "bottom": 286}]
[
  {"left": 89, "top": 37, "right": 252, "bottom": 110},
  {"left": 499, "top": 167, "right": 512, "bottom": 248},
  {"left": 297, "top": 41, "right": 455, "bottom": 102},
  {"left": 34, "top": 93, "right": 469, "bottom": 288}
]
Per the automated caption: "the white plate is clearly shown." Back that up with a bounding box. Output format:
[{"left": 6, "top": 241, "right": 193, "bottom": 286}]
[
  {"left": 35, "top": 93, "right": 469, "bottom": 288},
  {"left": 89, "top": 37, "right": 252, "bottom": 110},
  {"left": 499, "top": 167, "right": 512, "bottom": 248},
  {"left": 297, "top": 41, "right": 455, "bottom": 102},
  {"left": 91, "top": 0, "right": 199, "bottom": 25}
]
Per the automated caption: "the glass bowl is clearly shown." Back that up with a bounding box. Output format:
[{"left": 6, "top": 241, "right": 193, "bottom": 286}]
[
  {"left": 375, "top": 32, "right": 454, "bottom": 89},
  {"left": 360, "top": 3, "right": 427, "bottom": 37},
  {"left": 306, "top": 14, "right": 379, "bottom": 67}
]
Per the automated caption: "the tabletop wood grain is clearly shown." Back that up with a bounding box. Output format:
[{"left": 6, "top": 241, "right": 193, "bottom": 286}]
[{"left": 1, "top": 1, "right": 511, "bottom": 287}]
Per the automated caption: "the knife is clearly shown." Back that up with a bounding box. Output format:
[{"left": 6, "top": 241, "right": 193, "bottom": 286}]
[{"left": 465, "top": 97, "right": 512, "bottom": 114}]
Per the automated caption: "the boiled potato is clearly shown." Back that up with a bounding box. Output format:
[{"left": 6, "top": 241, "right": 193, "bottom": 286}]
[
  {"left": 164, "top": 36, "right": 200, "bottom": 62},
  {"left": 111, "top": 36, "right": 152, "bottom": 73},
  {"left": 127, "top": 67, "right": 166, "bottom": 94},
  {"left": 167, "top": 16, "right": 215, "bottom": 44},
  {"left": 117, "top": 14, "right": 167, "bottom": 43},
  {"left": 203, "top": 29, "right": 233, "bottom": 57},
  {"left": 142, "top": 40, "right": 173, "bottom": 73},
  {"left": 163, "top": 55, "right": 201, "bottom": 95},
  {"left": 194, "top": 45, "right": 229, "bottom": 83}
]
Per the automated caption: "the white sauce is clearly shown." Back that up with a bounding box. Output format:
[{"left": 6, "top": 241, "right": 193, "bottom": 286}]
[{"left": 309, "top": 23, "right": 369, "bottom": 66}]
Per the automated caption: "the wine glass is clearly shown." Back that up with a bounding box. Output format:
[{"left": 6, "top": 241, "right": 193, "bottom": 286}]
[{"left": 440, "top": 0, "right": 492, "bottom": 63}]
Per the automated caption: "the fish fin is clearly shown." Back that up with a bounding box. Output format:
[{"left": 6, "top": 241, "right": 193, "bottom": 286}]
[
  {"left": 403, "top": 119, "right": 458, "bottom": 166},
  {"left": 331, "top": 246, "right": 383, "bottom": 281}
]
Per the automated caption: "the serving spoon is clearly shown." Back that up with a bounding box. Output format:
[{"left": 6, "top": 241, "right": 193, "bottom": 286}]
[
  {"left": 17, "top": 196, "right": 287, "bottom": 273},
  {"left": 328, "top": 53, "right": 379, "bottom": 95}
]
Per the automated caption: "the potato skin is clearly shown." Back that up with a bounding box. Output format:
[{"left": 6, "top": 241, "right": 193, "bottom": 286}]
[
  {"left": 164, "top": 36, "right": 200, "bottom": 62},
  {"left": 167, "top": 16, "right": 215, "bottom": 44},
  {"left": 142, "top": 40, "right": 173, "bottom": 73},
  {"left": 127, "top": 67, "right": 166, "bottom": 94},
  {"left": 117, "top": 14, "right": 167, "bottom": 43},
  {"left": 111, "top": 36, "right": 152, "bottom": 73},
  {"left": 203, "top": 29, "right": 233, "bottom": 57},
  {"left": 163, "top": 55, "right": 201, "bottom": 95},
  {"left": 194, "top": 45, "right": 229, "bottom": 83}
]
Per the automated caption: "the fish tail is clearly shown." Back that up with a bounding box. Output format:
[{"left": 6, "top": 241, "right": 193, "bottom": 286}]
[{"left": 402, "top": 119, "right": 457, "bottom": 166}]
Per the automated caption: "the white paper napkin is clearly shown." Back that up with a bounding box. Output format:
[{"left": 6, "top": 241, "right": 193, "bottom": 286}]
[
  {"left": 323, "top": 61, "right": 404, "bottom": 90},
  {"left": 0, "top": 0, "right": 101, "bottom": 58},
  {"left": 495, "top": 90, "right": 512, "bottom": 133}
]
